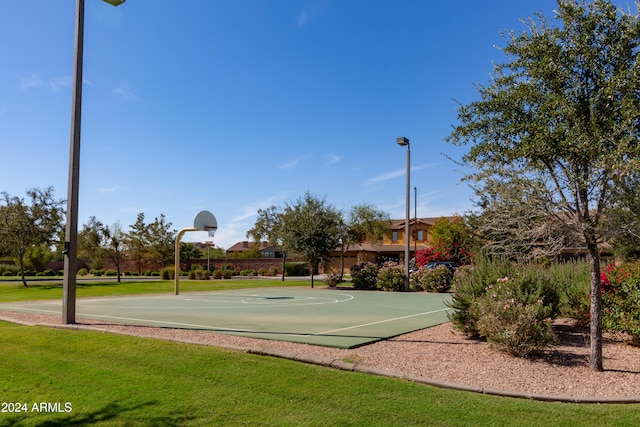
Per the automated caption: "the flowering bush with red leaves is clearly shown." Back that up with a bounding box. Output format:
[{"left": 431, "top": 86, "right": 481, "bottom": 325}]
[
  {"left": 416, "top": 237, "right": 471, "bottom": 267},
  {"left": 600, "top": 262, "right": 640, "bottom": 346}
]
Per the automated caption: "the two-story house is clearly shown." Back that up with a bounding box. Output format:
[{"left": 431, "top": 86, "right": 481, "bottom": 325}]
[{"left": 327, "top": 216, "right": 455, "bottom": 274}]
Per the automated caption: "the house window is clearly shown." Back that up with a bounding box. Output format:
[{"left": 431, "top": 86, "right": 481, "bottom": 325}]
[
  {"left": 417, "top": 230, "right": 423, "bottom": 241},
  {"left": 392, "top": 231, "right": 398, "bottom": 242}
]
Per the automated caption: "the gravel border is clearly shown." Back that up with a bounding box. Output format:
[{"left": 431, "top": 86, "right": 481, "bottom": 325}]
[{"left": 2, "top": 311, "right": 639, "bottom": 403}]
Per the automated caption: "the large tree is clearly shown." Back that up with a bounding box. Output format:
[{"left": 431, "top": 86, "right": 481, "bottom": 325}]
[
  {"left": 247, "top": 205, "right": 287, "bottom": 281},
  {"left": 147, "top": 214, "right": 176, "bottom": 268},
  {"left": 447, "top": 0, "right": 640, "bottom": 371},
  {"left": 101, "top": 222, "right": 126, "bottom": 282},
  {"left": 125, "top": 213, "right": 150, "bottom": 274},
  {"left": 0, "top": 187, "right": 64, "bottom": 286},
  {"left": 78, "top": 216, "right": 106, "bottom": 270},
  {"left": 78, "top": 217, "right": 126, "bottom": 281},
  {"left": 466, "top": 176, "right": 573, "bottom": 262},
  {"left": 337, "top": 204, "right": 391, "bottom": 281},
  {"left": 281, "top": 193, "right": 342, "bottom": 288}
]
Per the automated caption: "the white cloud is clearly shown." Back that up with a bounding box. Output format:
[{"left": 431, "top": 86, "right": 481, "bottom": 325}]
[
  {"left": 112, "top": 81, "right": 139, "bottom": 100},
  {"left": 366, "top": 168, "right": 405, "bottom": 184},
  {"left": 49, "top": 76, "right": 72, "bottom": 92},
  {"left": 20, "top": 74, "right": 43, "bottom": 90},
  {"left": 280, "top": 156, "right": 303, "bottom": 170},
  {"left": 327, "top": 154, "right": 340, "bottom": 165},
  {"left": 366, "top": 164, "right": 435, "bottom": 184},
  {"left": 231, "top": 192, "right": 289, "bottom": 223},
  {"left": 296, "top": 9, "right": 313, "bottom": 27}
]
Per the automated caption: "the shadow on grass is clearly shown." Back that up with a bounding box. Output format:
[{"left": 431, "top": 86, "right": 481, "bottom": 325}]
[{"left": 0, "top": 401, "right": 198, "bottom": 427}]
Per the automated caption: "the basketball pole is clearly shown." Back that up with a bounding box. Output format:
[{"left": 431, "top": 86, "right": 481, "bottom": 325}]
[{"left": 175, "top": 227, "right": 197, "bottom": 295}]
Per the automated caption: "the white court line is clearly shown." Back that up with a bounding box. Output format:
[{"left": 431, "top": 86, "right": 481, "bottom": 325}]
[
  {"left": 79, "top": 292, "right": 355, "bottom": 310},
  {"left": 77, "top": 313, "right": 257, "bottom": 333},
  {"left": 0, "top": 307, "right": 302, "bottom": 335},
  {"left": 311, "top": 307, "right": 452, "bottom": 337}
]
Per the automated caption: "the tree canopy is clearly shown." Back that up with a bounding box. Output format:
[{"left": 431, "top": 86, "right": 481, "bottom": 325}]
[
  {"left": 281, "top": 193, "right": 342, "bottom": 288},
  {"left": 0, "top": 187, "right": 64, "bottom": 286},
  {"left": 447, "top": 0, "right": 640, "bottom": 371}
]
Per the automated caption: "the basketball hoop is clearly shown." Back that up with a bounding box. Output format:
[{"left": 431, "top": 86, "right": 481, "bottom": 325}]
[
  {"left": 193, "top": 210, "right": 217, "bottom": 234},
  {"left": 205, "top": 226, "right": 217, "bottom": 238},
  {"left": 175, "top": 210, "right": 218, "bottom": 296}
]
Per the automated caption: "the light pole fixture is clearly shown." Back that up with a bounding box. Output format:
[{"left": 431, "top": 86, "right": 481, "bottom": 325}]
[
  {"left": 396, "top": 136, "right": 410, "bottom": 291},
  {"left": 62, "top": 0, "right": 125, "bottom": 325}
]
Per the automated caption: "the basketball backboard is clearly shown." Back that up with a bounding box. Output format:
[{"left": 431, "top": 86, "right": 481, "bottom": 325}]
[{"left": 193, "top": 210, "right": 217, "bottom": 237}]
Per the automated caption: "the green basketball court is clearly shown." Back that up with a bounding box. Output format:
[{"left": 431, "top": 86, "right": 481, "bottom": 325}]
[{"left": 0, "top": 288, "right": 452, "bottom": 348}]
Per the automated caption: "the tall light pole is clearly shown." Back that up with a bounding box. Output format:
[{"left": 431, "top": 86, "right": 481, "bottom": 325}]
[
  {"left": 63, "top": 0, "right": 126, "bottom": 325},
  {"left": 414, "top": 186, "right": 417, "bottom": 256},
  {"left": 205, "top": 241, "right": 213, "bottom": 270},
  {"left": 396, "top": 137, "right": 410, "bottom": 291}
]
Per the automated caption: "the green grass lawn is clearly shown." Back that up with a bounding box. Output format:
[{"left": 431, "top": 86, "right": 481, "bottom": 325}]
[
  {"left": 0, "top": 278, "right": 311, "bottom": 302},
  {"left": 0, "top": 322, "right": 638, "bottom": 426},
  {"left": 0, "top": 280, "right": 638, "bottom": 426}
]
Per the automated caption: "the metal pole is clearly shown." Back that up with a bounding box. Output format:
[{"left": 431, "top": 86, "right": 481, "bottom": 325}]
[
  {"left": 414, "top": 186, "right": 417, "bottom": 256},
  {"left": 404, "top": 144, "right": 410, "bottom": 291},
  {"left": 175, "top": 228, "right": 197, "bottom": 295},
  {"left": 62, "top": 0, "right": 85, "bottom": 324}
]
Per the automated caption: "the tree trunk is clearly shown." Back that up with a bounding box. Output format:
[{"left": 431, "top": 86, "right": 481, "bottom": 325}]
[
  {"left": 310, "top": 264, "right": 314, "bottom": 288},
  {"left": 586, "top": 237, "right": 603, "bottom": 371},
  {"left": 18, "top": 255, "right": 28, "bottom": 287}
]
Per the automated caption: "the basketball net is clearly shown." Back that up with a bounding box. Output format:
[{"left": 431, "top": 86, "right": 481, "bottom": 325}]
[{"left": 205, "top": 226, "right": 217, "bottom": 238}]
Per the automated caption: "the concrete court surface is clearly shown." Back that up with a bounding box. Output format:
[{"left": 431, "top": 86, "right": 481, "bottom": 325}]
[{"left": 0, "top": 288, "right": 453, "bottom": 348}]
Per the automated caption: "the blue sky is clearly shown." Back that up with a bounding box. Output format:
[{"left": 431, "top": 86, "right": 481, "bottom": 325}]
[{"left": 1, "top": 0, "right": 590, "bottom": 249}]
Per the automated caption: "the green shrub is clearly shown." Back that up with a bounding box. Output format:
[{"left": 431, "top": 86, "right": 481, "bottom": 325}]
[
  {"left": 223, "top": 270, "right": 232, "bottom": 279},
  {"left": 240, "top": 269, "right": 253, "bottom": 276},
  {"left": 284, "top": 262, "right": 309, "bottom": 277},
  {"left": 447, "top": 259, "right": 562, "bottom": 337},
  {"left": 323, "top": 272, "right": 341, "bottom": 288},
  {"left": 105, "top": 269, "right": 117, "bottom": 277},
  {"left": 474, "top": 277, "right": 558, "bottom": 357},
  {"left": 160, "top": 267, "right": 175, "bottom": 280},
  {"left": 0, "top": 265, "right": 18, "bottom": 276},
  {"left": 213, "top": 270, "right": 223, "bottom": 279},
  {"left": 77, "top": 268, "right": 89, "bottom": 276},
  {"left": 188, "top": 269, "right": 210, "bottom": 280},
  {"left": 151, "top": 271, "right": 160, "bottom": 277},
  {"left": 411, "top": 265, "right": 452, "bottom": 292},
  {"left": 377, "top": 262, "right": 406, "bottom": 292},
  {"left": 350, "top": 262, "right": 379, "bottom": 290},
  {"left": 35, "top": 271, "right": 46, "bottom": 277}
]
